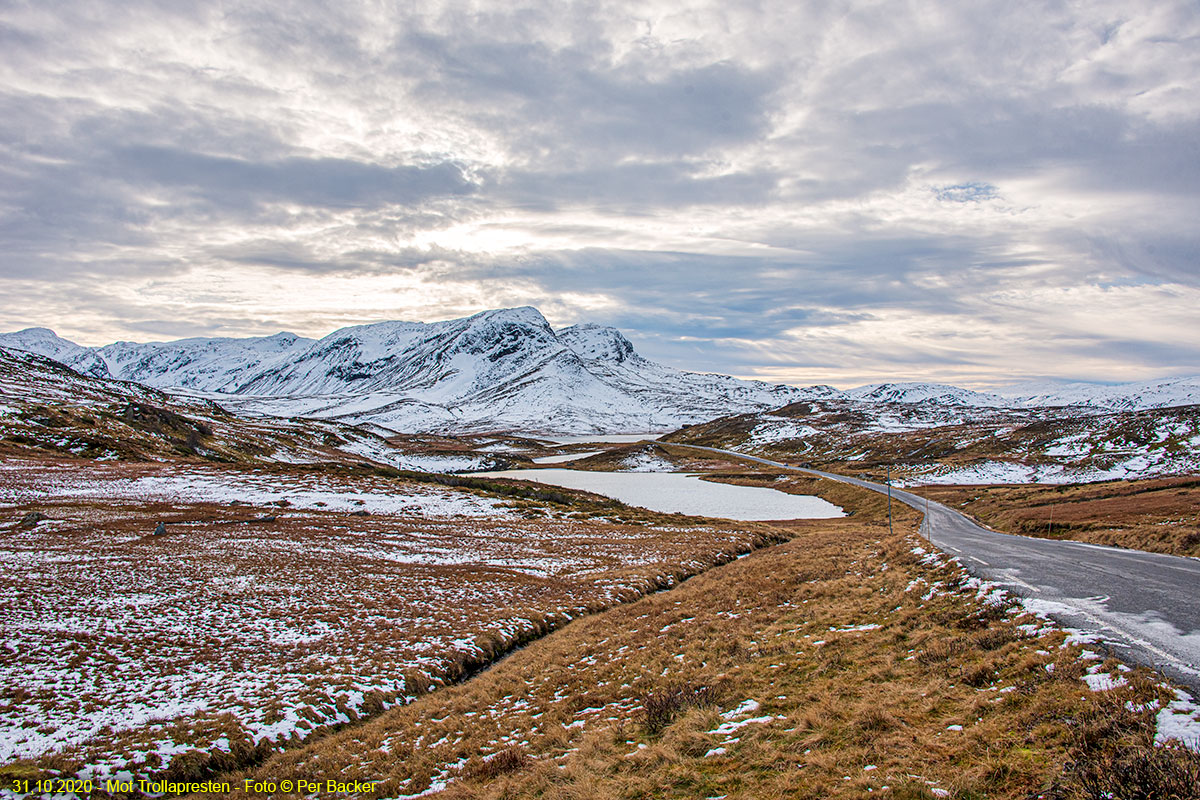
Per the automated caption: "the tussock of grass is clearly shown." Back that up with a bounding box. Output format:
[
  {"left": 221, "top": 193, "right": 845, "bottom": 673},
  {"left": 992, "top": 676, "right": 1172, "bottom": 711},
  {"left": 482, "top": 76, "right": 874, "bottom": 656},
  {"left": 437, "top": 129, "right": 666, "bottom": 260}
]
[
  {"left": 1046, "top": 694, "right": 1200, "bottom": 799},
  {"left": 461, "top": 747, "right": 532, "bottom": 781},
  {"left": 640, "top": 683, "right": 724, "bottom": 735}
]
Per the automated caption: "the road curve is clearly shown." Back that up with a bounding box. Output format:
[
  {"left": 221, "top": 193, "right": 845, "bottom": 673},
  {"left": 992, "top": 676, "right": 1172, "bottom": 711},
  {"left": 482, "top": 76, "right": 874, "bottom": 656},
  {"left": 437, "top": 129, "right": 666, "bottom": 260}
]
[{"left": 679, "top": 444, "right": 1200, "bottom": 694}]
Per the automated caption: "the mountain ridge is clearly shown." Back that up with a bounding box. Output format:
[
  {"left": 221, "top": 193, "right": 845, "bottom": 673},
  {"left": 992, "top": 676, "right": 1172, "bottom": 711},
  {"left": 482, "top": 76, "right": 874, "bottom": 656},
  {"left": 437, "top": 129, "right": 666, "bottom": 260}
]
[
  {"left": 0, "top": 309, "right": 813, "bottom": 434},
  {"left": 3, "top": 309, "right": 1198, "bottom": 434}
]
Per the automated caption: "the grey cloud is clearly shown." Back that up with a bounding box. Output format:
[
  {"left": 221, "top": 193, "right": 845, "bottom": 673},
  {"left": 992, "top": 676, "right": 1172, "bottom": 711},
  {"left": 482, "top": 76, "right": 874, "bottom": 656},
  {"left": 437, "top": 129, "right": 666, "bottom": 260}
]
[
  {"left": 212, "top": 241, "right": 465, "bottom": 274},
  {"left": 0, "top": 97, "right": 476, "bottom": 278},
  {"left": 396, "top": 31, "right": 779, "bottom": 164},
  {"left": 1, "top": 0, "right": 1198, "bottom": 385},
  {"left": 109, "top": 146, "right": 475, "bottom": 210},
  {"left": 1059, "top": 337, "right": 1200, "bottom": 375},
  {"left": 447, "top": 241, "right": 1007, "bottom": 341},
  {"left": 1082, "top": 232, "right": 1200, "bottom": 287},
  {"left": 0, "top": 19, "right": 41, "bottom": 53},
  {"left": 493, "top": 162, "right": 780, "bottom": 212}
]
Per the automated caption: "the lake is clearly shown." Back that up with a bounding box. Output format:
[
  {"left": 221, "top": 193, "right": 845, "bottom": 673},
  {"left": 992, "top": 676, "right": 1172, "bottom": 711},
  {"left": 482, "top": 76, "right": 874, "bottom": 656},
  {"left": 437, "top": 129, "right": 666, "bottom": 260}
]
[
  {"left": 535, "top": 433, "right": 663, "bottom": 444},
  {"left": 531, "top": 451, "right": 603, "bottom": 464},
  {"left": 477, "top": 468, "right": 845, "bottom": 522}
]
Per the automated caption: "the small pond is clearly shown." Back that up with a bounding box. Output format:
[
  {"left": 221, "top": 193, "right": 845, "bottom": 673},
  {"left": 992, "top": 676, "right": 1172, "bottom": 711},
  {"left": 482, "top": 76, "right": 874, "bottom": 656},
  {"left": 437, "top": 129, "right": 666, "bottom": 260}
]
[
  {"left": 536, "top": 433, "right": 663, "bottom": 445},
  {"left": 477, "top": 468, "right": 845, "bottom": 522},
  {"left": 531, "top": 451, "right": 603, "bottom": 464}
]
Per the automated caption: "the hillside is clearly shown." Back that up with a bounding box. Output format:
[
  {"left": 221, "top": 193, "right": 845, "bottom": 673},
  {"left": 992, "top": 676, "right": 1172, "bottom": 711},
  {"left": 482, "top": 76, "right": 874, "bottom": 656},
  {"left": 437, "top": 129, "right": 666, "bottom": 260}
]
[
  {"left": 0, "top": 345, "right": 792, "bottom": 776},
  {"left": 4, "top": 353, "right": 1199, "bottom": 798},
  {"left": 0, "top": 348, "right": 505, "bottom": 472},
  {"left": 0, "top": 310, "right": 811, "bottom": 435},
  {"left": 212, "top": 474, "right": 1200, "bottom": 800},
  {"left": 662, "top": 397, "right": 1200, "bottom": 484}
]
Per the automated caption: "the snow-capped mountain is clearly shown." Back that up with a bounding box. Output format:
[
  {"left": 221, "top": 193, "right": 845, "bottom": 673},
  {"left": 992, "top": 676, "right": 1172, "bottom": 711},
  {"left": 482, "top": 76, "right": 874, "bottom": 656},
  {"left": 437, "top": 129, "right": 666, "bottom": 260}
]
[
  {"left": 0, "top": 309, "right": 814, "bottom": 434},
  {"left": 557, "top": 324, "right": 637, "bottom": 362},
  {"left": 846, "top": 382, "right": 1008, "bottom": 407},
  {"left": 846, "top": 378, "right": 1200, "bottom": 411},
  {"left": 93, "top": 332, "right": 315, "bottom": 392},
  {"left": 0, "top": 327, "right": 113, "bottom": 378},
  {"left": 555, "top": 323, "right": 814, "bottom": 425},
  {"left": 994, "top": 377, "right": 1200, "bottom": 411},
  {"left": 3, "top": 309, "right": 1197, "bottom": 435}
]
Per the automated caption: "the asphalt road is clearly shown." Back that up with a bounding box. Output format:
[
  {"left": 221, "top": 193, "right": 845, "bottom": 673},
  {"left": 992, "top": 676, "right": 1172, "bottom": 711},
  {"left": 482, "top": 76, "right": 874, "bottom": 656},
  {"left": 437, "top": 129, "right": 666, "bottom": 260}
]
[{"left": 680, "top": 444, "right": 1200, "bottom": 694}]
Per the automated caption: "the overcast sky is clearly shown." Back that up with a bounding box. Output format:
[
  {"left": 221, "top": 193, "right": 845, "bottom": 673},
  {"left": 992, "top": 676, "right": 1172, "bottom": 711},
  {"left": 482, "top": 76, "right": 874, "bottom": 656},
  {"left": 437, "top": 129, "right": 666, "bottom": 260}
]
[{"left": 1, "top": 0, "right": 1198, "bottom": 388}]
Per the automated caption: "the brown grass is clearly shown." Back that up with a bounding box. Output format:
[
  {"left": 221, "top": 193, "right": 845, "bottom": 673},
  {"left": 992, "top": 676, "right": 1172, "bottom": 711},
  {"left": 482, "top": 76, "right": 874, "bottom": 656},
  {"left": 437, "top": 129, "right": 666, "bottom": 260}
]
[
  {"left": 640, "top": 683, "right": 724, "bottom": 734},
  {"left": 1, "top": 457, "right": 780, "bottom": 776},
  {"left": 204, "top": 476, "right": 1197, "bottom": 800}
]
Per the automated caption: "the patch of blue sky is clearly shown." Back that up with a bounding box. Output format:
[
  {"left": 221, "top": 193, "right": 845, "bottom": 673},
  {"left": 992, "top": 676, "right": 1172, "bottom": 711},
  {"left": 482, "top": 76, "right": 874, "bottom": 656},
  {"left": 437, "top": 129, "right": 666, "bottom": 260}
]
[{"left": 933, "top": 182, "right": 999, "bottom": 203}]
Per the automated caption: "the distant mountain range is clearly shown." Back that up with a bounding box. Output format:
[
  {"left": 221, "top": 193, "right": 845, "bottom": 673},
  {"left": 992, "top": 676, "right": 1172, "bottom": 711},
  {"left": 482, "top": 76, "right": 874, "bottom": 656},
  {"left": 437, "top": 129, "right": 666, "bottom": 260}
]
[
  {"left": 2, "top": 308, "right": 1197, "bottom": 434},
  {"left": 845, "top": 378, "right": 1200, "bottom": 411},
  {"left": 0, "top": 309, "right": 810, "bottom": 434}
]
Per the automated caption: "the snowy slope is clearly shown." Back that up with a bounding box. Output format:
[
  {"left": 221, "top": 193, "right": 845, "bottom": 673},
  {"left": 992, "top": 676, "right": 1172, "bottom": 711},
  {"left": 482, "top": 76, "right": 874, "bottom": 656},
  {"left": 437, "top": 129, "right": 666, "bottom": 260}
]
[
  {"left": 560, "top": 323, "right": 819, "bottom": 424},
  {"left": 996, "top": 377, "right": 1200, "bottom": 411},
  {"left": 847, "top": 382, "right": 1008, "bottom": 407},
  {"left": 94, "top": 332, "right": 316, "bottom": 392},
  {"left": 0, "top": 327, "right": 113, "bottom": 378},
  {"left": 0, "top": 327, "right": 87, "bottom": 362},
  {"left": 235, "top": 308, "right": 573, "bottom": 398},
  {"left": 847, "top": 378, "right": 1200, "bottom": 411},
  {"left": 557, "top": 323, "right": 637, "bottom": 362},
  {"left": 0, "top": 310, "right": 814, "bottom": 434},
  {"left": 220, "top": 309, "right": 723, "bottom": 432},
  {"left": 4, "top": 310, "right": 1197, "bottom": 435}
]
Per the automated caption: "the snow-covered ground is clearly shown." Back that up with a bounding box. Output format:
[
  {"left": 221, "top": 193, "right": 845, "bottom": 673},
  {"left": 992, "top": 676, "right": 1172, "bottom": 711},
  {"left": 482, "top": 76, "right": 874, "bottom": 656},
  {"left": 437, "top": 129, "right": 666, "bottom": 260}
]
[
  {"left": 742, "top": 416, "right": 820, "bottom": 447},
  {"left": 901, "top": 448, "right": 1199, "bottom": 486},
  {"left": 619, "top": 450, "right": 676, "bottom": 472},
  {"left": 7, "top": 465, "right": 513, "bottom": 518},
  {"left": 686, "top": 389, "right": 1200, "bottom": 486},
  {"left": 538, "top": 433, "right": 662, "bottom": 444},
  {"left": 0, "top": 459, "right": 765, "bottom": 772}
]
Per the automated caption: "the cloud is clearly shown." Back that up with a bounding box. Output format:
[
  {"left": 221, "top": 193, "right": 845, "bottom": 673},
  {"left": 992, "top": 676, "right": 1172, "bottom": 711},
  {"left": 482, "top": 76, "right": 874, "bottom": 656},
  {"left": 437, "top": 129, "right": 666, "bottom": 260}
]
[
  {"left": 0, "top": 0, "right": 1197, "bottom": 386},
  {"left": 109, "top": 146, "right": 475, "bottom": 210},
  {"left": 398, "top": 32, "right": 778, "bottom": 162},
  {"left": 493, "top": 162, "right": 780, "bottom": 212}
]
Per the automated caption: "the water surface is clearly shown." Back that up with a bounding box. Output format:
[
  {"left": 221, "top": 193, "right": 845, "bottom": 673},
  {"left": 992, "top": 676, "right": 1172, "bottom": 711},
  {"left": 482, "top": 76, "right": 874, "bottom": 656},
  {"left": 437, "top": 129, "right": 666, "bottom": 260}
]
[
  {"left": 537, "top": 433, "right": 662, "bottom": 445},
  {"left": 478, "top": 468, "right": 844, "bottom": 521},
  {"left": 531, "top": 451, "right": 603, "bottom": 464}
]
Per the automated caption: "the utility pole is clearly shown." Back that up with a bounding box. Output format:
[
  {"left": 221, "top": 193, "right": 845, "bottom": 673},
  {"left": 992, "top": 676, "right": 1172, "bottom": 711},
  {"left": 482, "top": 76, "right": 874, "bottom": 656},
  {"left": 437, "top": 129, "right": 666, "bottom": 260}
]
[{"left": 886, "top": 464, "right": 893, "bottom": 536}]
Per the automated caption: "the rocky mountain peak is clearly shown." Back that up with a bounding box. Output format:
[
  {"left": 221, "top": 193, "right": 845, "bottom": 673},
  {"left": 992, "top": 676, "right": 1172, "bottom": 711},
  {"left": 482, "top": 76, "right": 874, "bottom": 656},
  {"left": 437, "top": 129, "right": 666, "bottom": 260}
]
[{"left": 558, "top": 324, "right": 637, "bottom": 364}]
